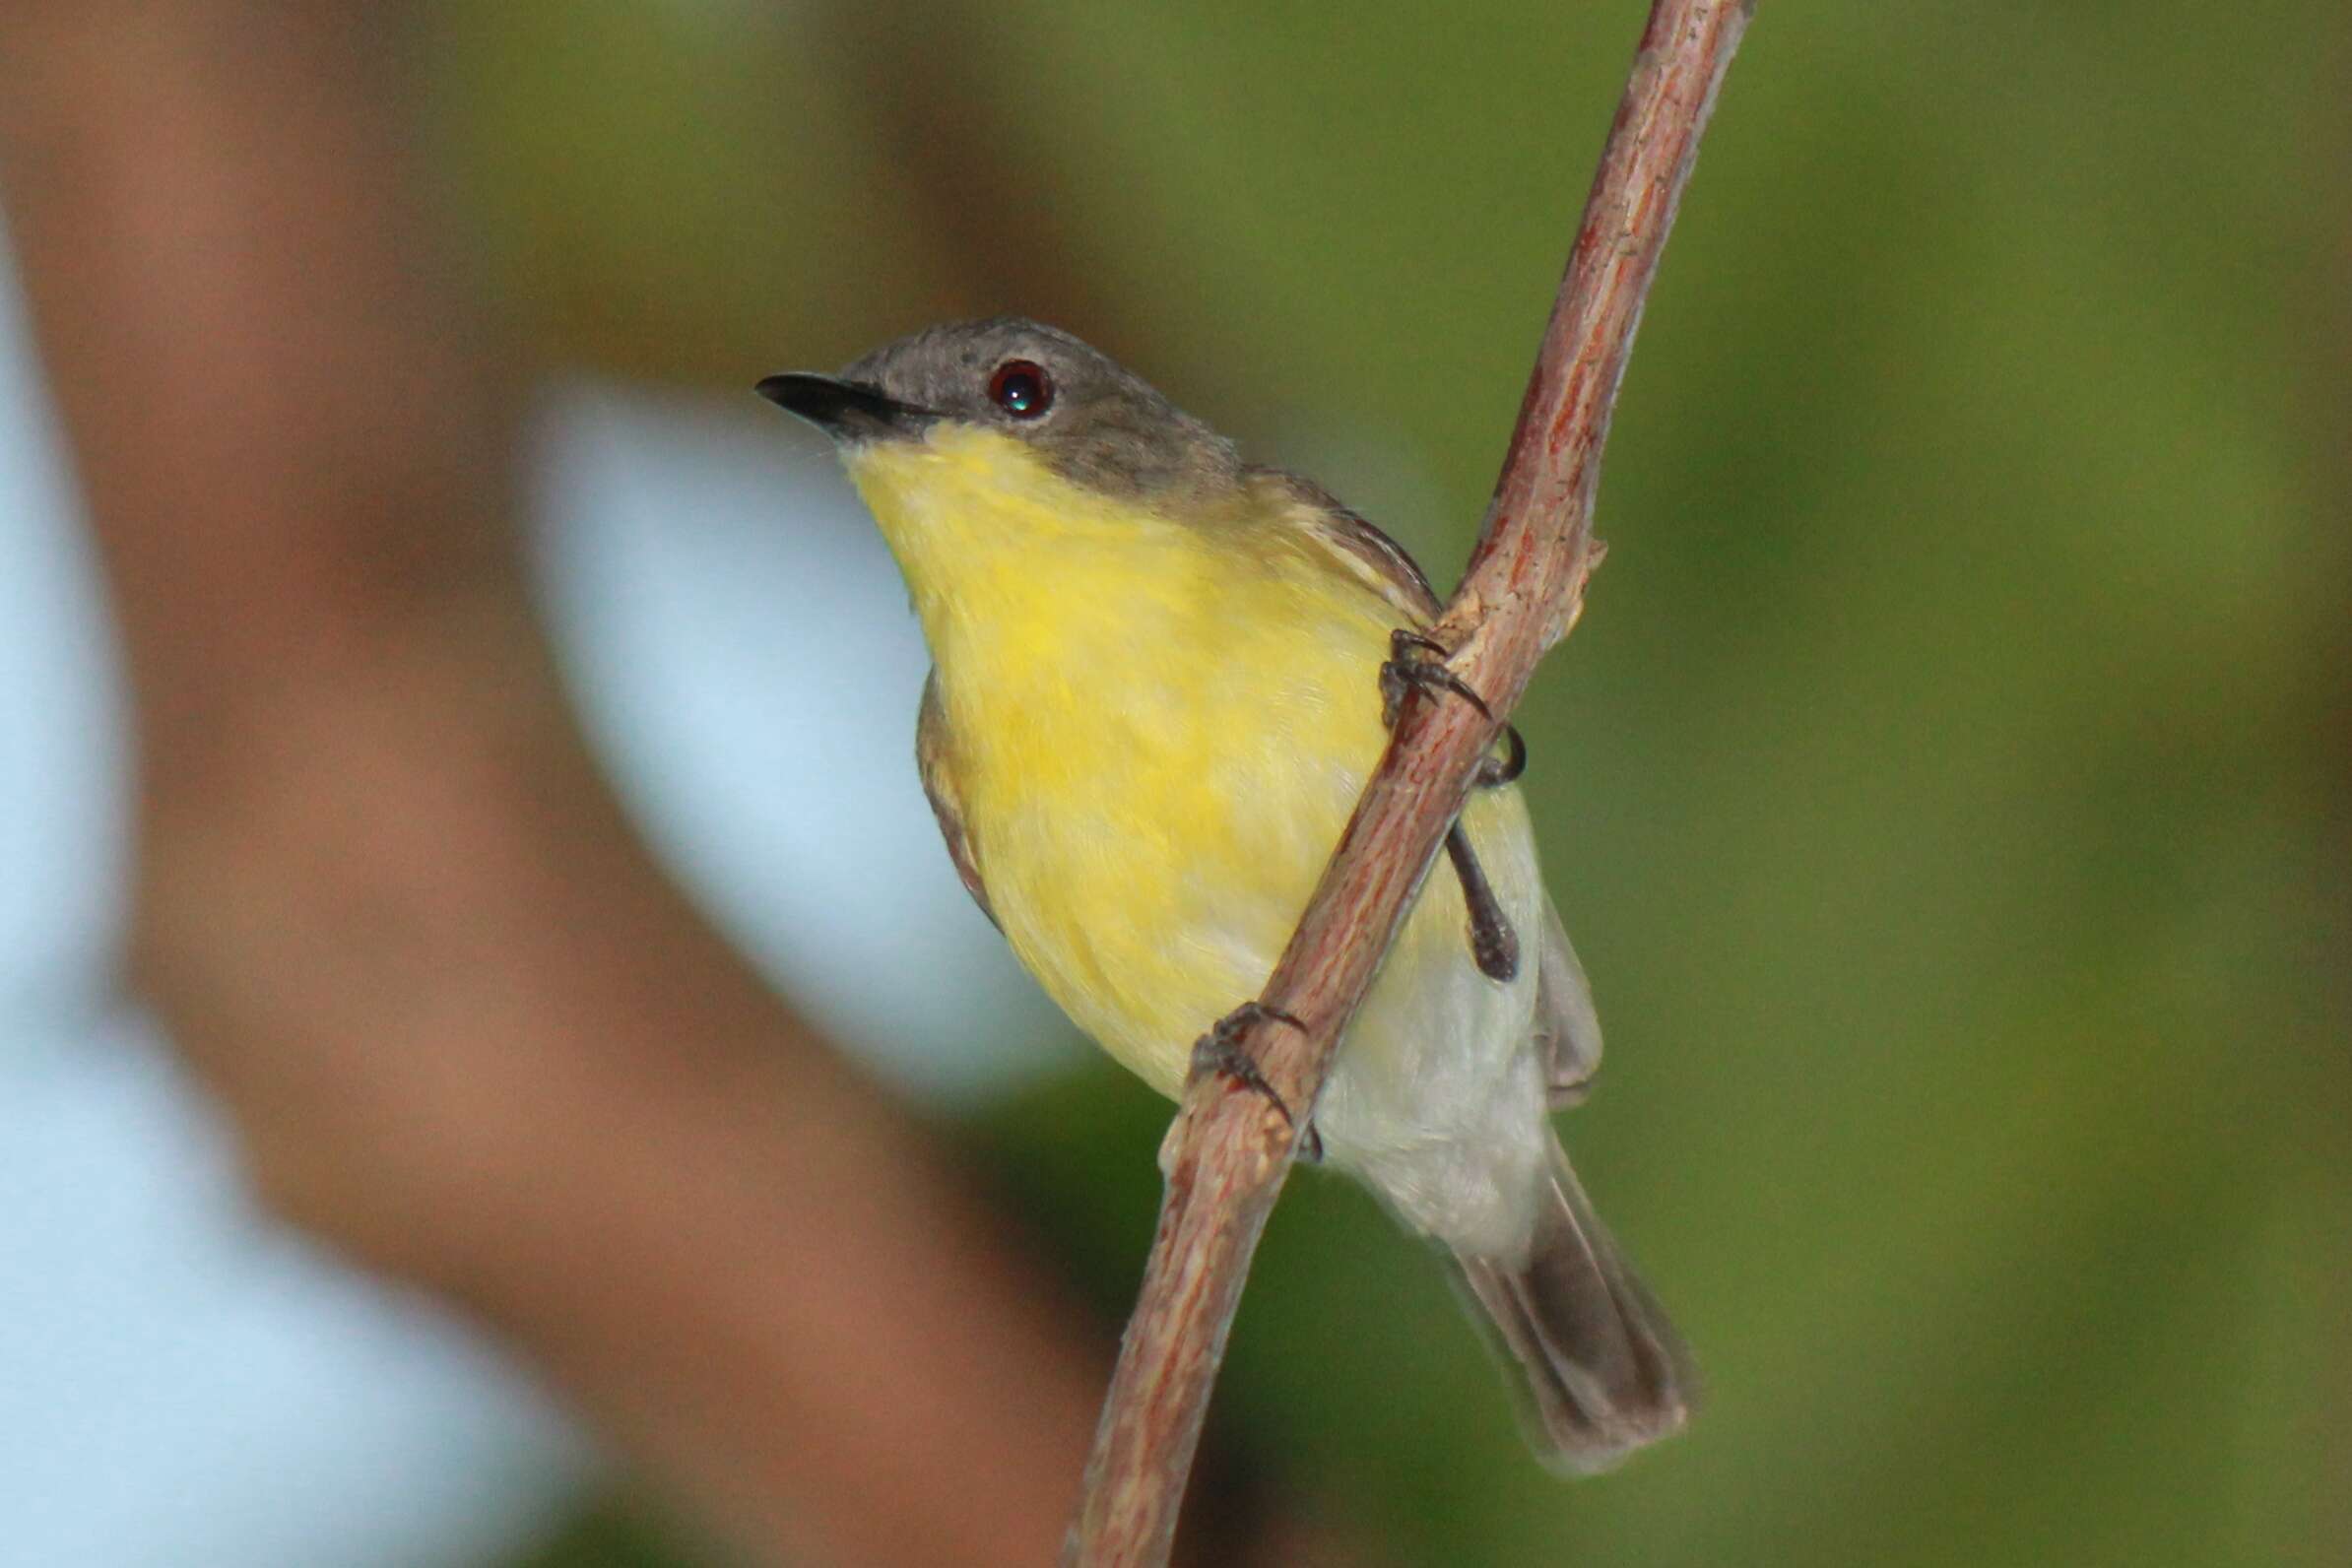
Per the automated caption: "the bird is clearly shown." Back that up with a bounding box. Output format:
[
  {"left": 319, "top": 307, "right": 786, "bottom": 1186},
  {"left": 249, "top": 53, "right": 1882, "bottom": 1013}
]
[{"left": 757, "top": 317, "right": 1689, "bottom": 1470}]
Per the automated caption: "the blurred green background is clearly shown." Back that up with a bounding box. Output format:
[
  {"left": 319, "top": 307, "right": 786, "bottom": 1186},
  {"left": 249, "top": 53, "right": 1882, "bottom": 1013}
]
[{"left": 453, "top": 1, "right": 2347, "bottom": 1563}]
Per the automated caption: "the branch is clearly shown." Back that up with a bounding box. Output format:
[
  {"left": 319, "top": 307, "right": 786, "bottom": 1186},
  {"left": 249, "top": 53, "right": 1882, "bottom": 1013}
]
[{"left": 1064, "top": 3, "right": 1754, "bottom": 1561}]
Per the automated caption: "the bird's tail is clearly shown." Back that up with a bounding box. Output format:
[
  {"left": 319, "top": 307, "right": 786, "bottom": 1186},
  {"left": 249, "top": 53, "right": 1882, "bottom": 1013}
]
[{"left": 1449, "top": 1135, "right": 1693, "bottom": 1473}]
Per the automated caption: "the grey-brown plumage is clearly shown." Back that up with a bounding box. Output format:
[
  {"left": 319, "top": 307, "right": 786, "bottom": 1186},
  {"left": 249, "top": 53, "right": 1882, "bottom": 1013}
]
[
  {"left": 845, "top": 317, "right": 1244, "bottom": 507},
  {"left": 1454, "top": 1143, "right": 1692, "bottom": 1470}
]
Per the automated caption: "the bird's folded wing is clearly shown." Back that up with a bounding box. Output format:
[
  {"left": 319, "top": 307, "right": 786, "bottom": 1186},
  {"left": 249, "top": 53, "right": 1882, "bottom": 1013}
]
[
  {"left": 1248, "top": 467, "right": 1444, "bottom": 623},
  {"left": 916, "top": 670, "right": 999, "bottom": 930},
  {"left": 1535, "top": 900, "right": 1604, "bottom": 1106}
]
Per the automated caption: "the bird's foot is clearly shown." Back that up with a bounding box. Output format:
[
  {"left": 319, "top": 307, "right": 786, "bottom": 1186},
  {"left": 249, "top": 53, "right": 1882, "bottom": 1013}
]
[
  {"left": 1473, "top": 722, "right": 1527, "bottom": 788},
  {"left": 1446, "top": 824, "right": 1522, "bottom": 982},
  {"left": 1381, "top": 627, "right": 1491, "bottom": 723},
  {"left": 1188, "top": 1001, "right": 1306, "bottom": 1129},
  {"left": 1381, "top": 629, "right": 1526, "bottom": 789},
  {"left": 1383, "top": 629, "right": 1529, "bottom": 982}
]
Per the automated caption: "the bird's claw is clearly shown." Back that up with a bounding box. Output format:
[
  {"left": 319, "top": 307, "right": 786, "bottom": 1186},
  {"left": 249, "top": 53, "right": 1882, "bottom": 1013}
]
[
  {"left": 1381, "top": 628, "right": 1493, "bottom": 725},
  {"left": 1188, "top": 1001, "right": 1306, "bottom": 1129},
  {"left": 1473, "top": 722, "right": 1528, "bottom": 789},
  {"left": 1381, "top": 629, "right": 1526, "bottom": 790}
]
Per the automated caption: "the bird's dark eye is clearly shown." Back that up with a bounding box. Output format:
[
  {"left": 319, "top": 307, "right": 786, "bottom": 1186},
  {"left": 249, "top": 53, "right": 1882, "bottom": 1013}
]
[{"left": 987, "top": 359, "right": 1053, "bottom": 419}]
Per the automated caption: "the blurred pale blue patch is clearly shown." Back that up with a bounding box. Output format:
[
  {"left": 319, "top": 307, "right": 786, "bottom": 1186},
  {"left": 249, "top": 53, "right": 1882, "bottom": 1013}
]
[
  {"left": 0, "top": 229, "right": 121, "bottom": 1023},
  {"left": 527, "top": 378, "right": 1073, "bottom": 1101},
  {"left": 0, "top": 1011, "right": 589, "bottom": 1568}
]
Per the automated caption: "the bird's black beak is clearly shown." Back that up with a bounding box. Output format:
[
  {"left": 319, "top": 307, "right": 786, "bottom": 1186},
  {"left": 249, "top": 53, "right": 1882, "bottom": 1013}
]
[{"left": 754, "top": 373, "right": 935, "bottom": 440}]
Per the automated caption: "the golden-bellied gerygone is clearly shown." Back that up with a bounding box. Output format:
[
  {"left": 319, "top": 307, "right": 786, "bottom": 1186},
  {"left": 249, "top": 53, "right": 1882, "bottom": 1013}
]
[{"left": 757, "top": 318, "right": 1689, "bottom": 1470}]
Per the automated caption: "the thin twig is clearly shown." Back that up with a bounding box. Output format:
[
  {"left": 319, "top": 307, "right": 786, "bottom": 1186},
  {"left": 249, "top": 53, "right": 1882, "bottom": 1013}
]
[{"left": 1062, "top": 3, "right": 1753, "bottom": 1562}]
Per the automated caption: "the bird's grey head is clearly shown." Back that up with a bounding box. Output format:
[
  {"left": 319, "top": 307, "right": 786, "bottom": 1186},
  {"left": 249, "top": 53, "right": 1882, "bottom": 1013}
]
[{"left": 758, "top": 317, "right": 1243, "bottom": 507}]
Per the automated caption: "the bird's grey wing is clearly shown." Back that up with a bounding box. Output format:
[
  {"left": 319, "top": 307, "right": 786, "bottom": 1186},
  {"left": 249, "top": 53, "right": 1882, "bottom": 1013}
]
[
  {"left": 1246, "top": 467, "right": 1444, "bottom": 622},
  {"left": 916, "top": 671, "right": 999, "bottom": 930},
  {"left": 1535, "top": 900, "right": 1604, "bottom": 1108}
]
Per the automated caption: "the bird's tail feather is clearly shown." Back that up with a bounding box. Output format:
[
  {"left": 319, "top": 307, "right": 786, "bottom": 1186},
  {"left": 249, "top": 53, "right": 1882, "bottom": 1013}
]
[{"left": 1449, "top": 1136, "right": 1693, "bottom": 1473}]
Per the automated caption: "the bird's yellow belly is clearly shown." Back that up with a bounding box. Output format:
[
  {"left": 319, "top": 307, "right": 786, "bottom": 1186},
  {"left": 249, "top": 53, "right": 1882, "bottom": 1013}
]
[
  {"left": 940, "top": 561, "right": 1529, "bottom": 1105},
  {"left": 960, "top": 600, "right": 1382, "bottom": 1092},
  {"left": 843, "top": 398, "right": 1550, "bottom": 1251}
]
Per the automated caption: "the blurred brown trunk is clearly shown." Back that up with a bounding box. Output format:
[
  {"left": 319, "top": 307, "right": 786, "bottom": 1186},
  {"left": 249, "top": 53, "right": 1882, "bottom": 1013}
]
[{"left": 0, "top": 6, "right": 1320, "bottom": 1564}]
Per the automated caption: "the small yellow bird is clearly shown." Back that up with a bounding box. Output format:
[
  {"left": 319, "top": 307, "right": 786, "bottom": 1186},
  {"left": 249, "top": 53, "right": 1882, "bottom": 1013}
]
[{"left": 759, "top": 318, "right": 1689, "bottom": 1470}]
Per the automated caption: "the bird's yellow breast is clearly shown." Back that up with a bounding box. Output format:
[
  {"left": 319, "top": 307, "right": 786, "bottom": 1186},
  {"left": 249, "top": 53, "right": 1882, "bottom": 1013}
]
[{"left": 848, "top": 425, "right": 1517, "bottom": 1094}]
